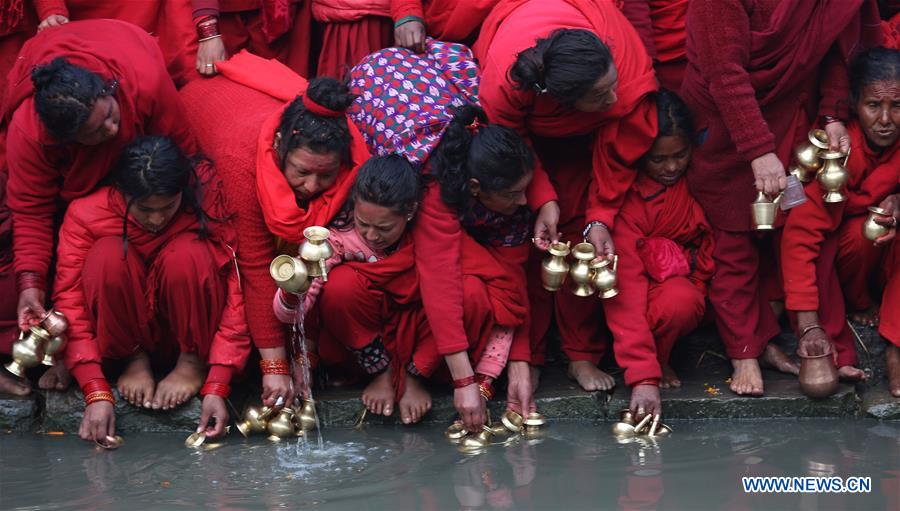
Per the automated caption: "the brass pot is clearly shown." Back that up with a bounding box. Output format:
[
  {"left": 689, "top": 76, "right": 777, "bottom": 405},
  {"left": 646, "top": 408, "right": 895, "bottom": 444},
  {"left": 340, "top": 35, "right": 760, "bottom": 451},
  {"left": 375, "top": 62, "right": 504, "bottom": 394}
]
[
  {"left": 818, "top": 151, "right": 849, "bottom": 203},
  {"left": 794, "top": 129, "right": 829, "bottom": 172},
  {"left": 798, "top": 351, "right": 839, "bottom": 399},
  {"left": 789, "top": 165, "right": 815, "bottom": 184},
  {"left": 541, "top": 241, "right": 571, "bottom": 292},
  {"left": 500, "top": 410, "right": 524, "bottom": 433},
  {"left": 751, "top": 191, "right": 778, "bottom": 231},
  {"left": 522, "top": 412, "right": 546, "bottom": 427},
  {"left": 267, "top": 408, "right": 296, "bottom": 439},
  {"left": 270, "top": 255, "right": 310, "bottom": 294},
  {"left": 294, "top": 399, "right": 318, "bottom": 432},
  {"left": 618, "top": 409, "right": 636, "bottom": 425},
  {"left": 568, "top": 242, "right": 597, "bottom": 297},
  {"left": 235, "top": 406, "right": 273, "bottom": 437},
  {"left": 40, "top": 310, "right": 69, "bottom": 337},
  {"left": 459, "top": 426, "right": 493, "bottom": 453},
  {"left": 41, "top": 334, "right": 68, "bottom": 367},
  {"left": 862, "top": 206, "right": 892, "bottom": 242},
  {"left": 184, "top": 432, "right": 206, "bottom": 448},
  {"left": 299, "top": 226, "right": 334, "bottom": 281},
  {"left": 445, "top": 421, "right": 468, "bottom": 442},
  {"left": 590, "top": 255, "right": 619, "bottom": 299},
  {"left": 4, "top": 326, "right": 50, "bottom": 377},
  {"left": 612, "top": 421, "right": 636, "bottom": 438}
]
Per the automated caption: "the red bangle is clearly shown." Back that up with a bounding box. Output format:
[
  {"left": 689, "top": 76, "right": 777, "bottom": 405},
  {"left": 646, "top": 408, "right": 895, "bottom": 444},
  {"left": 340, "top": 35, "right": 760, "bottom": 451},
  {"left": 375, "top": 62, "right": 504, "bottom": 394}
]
[
  {"left": 201, "top": 382, "right": 230, "bottom": 398},
  {"left": 16, "top": 271, "right": 45, "bottom": 293},
  {"left": 196, "top": 17, "right": 219, "bottom": 40},
  {"left": 81, "top": 378, "right": 112, "bottom": 396},
  {"left": 478, "top": 381, "right": 494, "bottom": 401},
  {"left": 84, "top": 391, "right": 115, "bottom": 406},
  {"left": 452, "top": 375, "right": 477, "bottom": 389},
  {"left": 632, "top": 378, "right": 660, "bottom": 387},
  {"left": 260, "top": 359, "right": 291, "bottom": 375}
]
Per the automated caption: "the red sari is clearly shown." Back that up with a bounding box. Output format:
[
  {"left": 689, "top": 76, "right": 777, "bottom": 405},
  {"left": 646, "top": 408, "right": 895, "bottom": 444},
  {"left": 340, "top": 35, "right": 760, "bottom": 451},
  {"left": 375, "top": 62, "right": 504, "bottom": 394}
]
[
  {"left": 2, "top": 19, "right": 197, "bottom": 299},
  {"left": 781, "top": 122, "right": 900, "bottom": 366},
  {"left": 179, "top": 51, "right": 368, "bottom": 350},
  {"left": 680, "top": 0, "right": 881, "bottom": 361}
]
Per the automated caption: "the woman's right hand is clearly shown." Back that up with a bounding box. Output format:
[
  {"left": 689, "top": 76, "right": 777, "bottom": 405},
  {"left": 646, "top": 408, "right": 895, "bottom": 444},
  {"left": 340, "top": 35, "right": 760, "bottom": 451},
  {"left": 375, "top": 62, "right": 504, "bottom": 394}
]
[
  {"left": 533, "top": 201, "right": 560, "bottom": 251},
  {"left": 454, "top": 384, "right": 486, "bottom": 432},
  {"left": 586, "top": 223, "right": 615, "bottom": 258},
  {"left": 196, "top": 37, "right": 227, "bottom": 76},
  {"left": 750, "top": 152, "right": 787, "bottom": 196},
  {"left": 874, "top": 194, "right": 899, "bottom": 246},
  {"left": 17, "top": 288, "right": 46, "bottom": 331},
  {"left": 80, "top": 401, "right": 116, "bottom": 443}
]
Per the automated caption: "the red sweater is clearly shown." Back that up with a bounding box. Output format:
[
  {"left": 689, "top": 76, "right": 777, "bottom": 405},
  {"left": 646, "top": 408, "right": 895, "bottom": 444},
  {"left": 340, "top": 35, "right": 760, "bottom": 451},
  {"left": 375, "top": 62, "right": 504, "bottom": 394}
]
[
  {"left": 680, "top": 0, "right": 882, "bottom": 231},
  {"left": 53, "top": 161, "right": 250, "bottom": 390},
  {"left": 473, "top": 0, "right": 658, "bottom": 228},
  {"left": 782, "top": 122, "right": 900, "bottom": 312},
  {"left": 3, "top": 19, "right": 197, "bottom": 291},
  {"left": 604, "top": 174, "right": 714, "bottom": 385}
]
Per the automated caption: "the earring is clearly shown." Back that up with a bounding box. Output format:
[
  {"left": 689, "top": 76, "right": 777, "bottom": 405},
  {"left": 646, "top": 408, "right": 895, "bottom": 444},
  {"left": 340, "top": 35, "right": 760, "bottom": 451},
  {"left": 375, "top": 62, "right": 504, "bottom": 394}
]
[{"left": 407, "top": 215, "right": 414, "bottom": 221}]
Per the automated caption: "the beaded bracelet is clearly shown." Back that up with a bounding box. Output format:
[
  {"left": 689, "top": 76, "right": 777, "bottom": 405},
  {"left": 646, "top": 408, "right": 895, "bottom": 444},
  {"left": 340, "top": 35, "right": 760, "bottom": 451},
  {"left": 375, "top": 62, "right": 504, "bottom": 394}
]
[
  {"left": 452, "top": 375, "right": 477, "bottom": 389},
  {"left": 200, "top": 382, "right": 230, "bottom": 398},
  {"left": 85, "top": 391, "right": 115, "bottom": 406},
  {"left": 260, "top": 359, "right": 291, "bottom": 375}
]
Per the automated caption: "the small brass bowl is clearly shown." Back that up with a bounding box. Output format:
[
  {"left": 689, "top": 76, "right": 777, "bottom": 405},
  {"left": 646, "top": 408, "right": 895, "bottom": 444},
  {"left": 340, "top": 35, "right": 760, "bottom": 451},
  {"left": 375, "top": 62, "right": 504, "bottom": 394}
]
[
  {"left": 184, "top": 432, "right": 206, "bottom": 448},
  {"left": 500, "top": 410, "right": 524, "bottom": 432},
  {"left": 95, "top": 435, "right": 124, "bottom": 450},
  {"left": 523, "top": 412, "right": 546, "bottom": 427},
  {"left": 445, "top": 421, "right": 468, "bottom": 441}
]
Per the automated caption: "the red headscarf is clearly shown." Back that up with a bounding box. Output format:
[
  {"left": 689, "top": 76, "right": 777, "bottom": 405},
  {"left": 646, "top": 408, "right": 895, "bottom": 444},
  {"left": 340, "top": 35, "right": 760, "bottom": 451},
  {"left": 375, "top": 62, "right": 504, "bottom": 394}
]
[{"left": 215, "top": 51, "right": 371, "bottom": 244}]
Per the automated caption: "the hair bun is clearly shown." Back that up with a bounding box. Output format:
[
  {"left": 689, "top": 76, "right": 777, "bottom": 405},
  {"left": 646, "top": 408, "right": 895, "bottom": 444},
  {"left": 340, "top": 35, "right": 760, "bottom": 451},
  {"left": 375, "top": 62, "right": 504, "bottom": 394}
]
[
  {"left": 306, "top": 77, "right": 356, "bottom": 113},
  {"left": 30, "top": 57, "right": 70, "bottom": 91}
]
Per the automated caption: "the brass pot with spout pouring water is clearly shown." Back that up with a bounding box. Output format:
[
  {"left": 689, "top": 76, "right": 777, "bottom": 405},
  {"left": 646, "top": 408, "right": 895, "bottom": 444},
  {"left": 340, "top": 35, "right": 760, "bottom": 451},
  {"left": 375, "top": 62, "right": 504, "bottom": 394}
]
[
  {"left": 299, "top": 226, "right": 334, "bottom": 281},
  {"left": 270, "top": 254, "right": 311, "bottom": 294}
]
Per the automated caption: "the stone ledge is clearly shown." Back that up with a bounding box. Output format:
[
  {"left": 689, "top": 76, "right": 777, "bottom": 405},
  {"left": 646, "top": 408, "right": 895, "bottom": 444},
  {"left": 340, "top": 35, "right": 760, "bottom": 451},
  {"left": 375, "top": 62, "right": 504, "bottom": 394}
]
[
  {"left": 0, "top": 394, "right": 38, "bottom": 432},
  {"left": 41, "top": 389, "right": 201, "bottom": 433}
]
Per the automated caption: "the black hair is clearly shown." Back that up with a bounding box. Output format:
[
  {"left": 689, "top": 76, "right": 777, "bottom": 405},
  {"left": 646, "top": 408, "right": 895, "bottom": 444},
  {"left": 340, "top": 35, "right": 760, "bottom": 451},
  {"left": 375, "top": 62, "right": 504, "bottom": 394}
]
[
  {"left": 655, "top": 89, "right": 694, "bottom": 140},
  {"left": 849, "top": 46, "right": 900, "bottom": 104},
  {"left": 432, "top": 104, "right": 535, "bottom": 214},
  {"left": 510, "top": 28, "right": 613, "bottom": 106},
  {"left": 31, "top": 57, "right": 110, "bottom": 142},
  {"left": 276, "top": 77, "right": 356, "bottom": 170},
  {"left": 112, "top": 136, "right": 210, "bottom": 254},
  {"left": 331, "top": 154, "right": 422, "bottom": 229}
]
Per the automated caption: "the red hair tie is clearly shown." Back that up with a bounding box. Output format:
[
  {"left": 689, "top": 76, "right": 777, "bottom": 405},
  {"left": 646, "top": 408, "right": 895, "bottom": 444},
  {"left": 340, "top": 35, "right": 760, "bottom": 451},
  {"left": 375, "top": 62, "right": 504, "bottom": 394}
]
[{"left": 302, "top": 94, "right": 343, "bottom": 118}]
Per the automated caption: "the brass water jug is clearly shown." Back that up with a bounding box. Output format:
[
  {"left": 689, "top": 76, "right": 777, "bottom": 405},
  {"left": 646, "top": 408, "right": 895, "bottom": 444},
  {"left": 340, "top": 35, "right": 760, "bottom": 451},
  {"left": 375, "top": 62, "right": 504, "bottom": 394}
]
[
  {"left": 459, "top": 425, "right": 493, "bottom": 453},
  {"left": 540, "top": 241, "right": 571, "bottom": 292},
  {"left": 236, "top": 405, "right": 273, "bottom": 437},
  {"left": 862, "top": 207, "right": 892, "bottom": 241},
  {"left": 299, "top": 226, "right": 334, "bottom": 281},
  {"left": 270, "top": 254, "right": 311, "bottom": 294},
  {"left": 568, "top": 242, "right": 597, "bottom": 297},
  {"left": 41, "top": 334, "right": 68, "bottom": 367},
  {"left": 751, "top": 191, "right": 779, "bottom": 230},
  {"left": 590, "top": 255, "right": 619, "bottom": 299},
  {"left": 818, "top": 151, "right": 849, "bottom": 203},
  {"left": 794, "top": 129, "right": 829, "bottom": 172},
  {"left": 267, "top": 408, "right": 296, "bottom": 439},
  {"left": 4, "top": 326, "right": 50, "bottom": 377},
  {"left": 294, "top": 399, "right": 318, "bottom": 432}
]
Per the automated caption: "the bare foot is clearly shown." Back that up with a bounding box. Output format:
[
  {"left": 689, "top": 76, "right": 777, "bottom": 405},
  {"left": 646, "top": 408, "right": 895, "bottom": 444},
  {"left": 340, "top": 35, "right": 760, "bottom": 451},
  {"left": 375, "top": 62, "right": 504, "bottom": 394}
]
[
  {"left": 530, "top": 366, "right": 541, "bottom": 392},
  {"left": 837, "top": 365, "right": 867, "bottom": 382},
  {"left": 38, "top": 363, "right": 71, "bottom": 391},
  {"left": 0, "top": 371, "right": 30, "bottom": 396},
  {"left": 152, "top": 352, "right": 204, "bottom": 410},
  {"left": 661, "top": 364, "right": 681, "bottom": 389},
  {"left": 887, "top": 345, "right": 900, "bottom": 398},
  {"left": 117, "top": 351, "right": 155, "bottom": 408},
  {"left": 398, "top": 374, "right": 431, "bottom": 424},
  {"left": 567, "top": 360, "right": 615, "bottom": 392},
  {"left": 849, "top": 307, "right": 879, "bottom": 327},
  {"left": 761, "top": 344, "right": 799, "bottom": 376},
  {"left": 362, "top": 368, "right": 395, "bottom": 417},
  {"left": 730, "top": 359, "right": 764, "bottom": 396}
]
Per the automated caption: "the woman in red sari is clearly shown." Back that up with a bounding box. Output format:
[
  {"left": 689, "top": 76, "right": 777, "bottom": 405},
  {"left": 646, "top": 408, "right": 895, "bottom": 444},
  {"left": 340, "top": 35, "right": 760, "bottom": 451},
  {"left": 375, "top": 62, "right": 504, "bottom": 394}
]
[
  {"left": 314, "top": 149, "right": 530, "bottom": 431},
  {"left": 3, "top": 19, "right": 197, "bottom": 392},
  {"left": 782, "top": 47, "right": 900, "bottom": 387},
  {"left": 180, "top": 52, "right": 369, "bottom": 413},
  {"left": 473, "top": 0, "right": 658, "bottom": 392},
  {"left": 680, "top": 0, "right": 882, "bottom": 396},
  {"left": 53, "top": 136, "right": 249, "bottom": 444},
  {"left": 604, "top": 90, "right": 714, "bottom": 419}
]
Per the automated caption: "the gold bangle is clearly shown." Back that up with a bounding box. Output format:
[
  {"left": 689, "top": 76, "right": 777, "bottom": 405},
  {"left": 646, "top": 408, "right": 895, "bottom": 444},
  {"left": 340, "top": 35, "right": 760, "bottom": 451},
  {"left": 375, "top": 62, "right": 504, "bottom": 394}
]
[{"left": 199, "top": 34, "right": 222, "bottom": 43}]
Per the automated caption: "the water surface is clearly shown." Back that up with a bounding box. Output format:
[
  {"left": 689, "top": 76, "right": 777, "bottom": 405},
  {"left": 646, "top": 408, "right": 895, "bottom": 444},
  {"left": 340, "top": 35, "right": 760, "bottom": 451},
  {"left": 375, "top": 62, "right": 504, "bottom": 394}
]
[{"left": 1, "top": 420, "right": 897, "bottom": 510}]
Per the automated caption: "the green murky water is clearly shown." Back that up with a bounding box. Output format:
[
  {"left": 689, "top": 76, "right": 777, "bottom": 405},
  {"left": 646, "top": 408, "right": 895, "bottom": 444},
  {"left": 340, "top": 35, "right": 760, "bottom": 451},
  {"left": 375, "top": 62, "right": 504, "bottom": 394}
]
[{"left": 1, "top": 420, "right": 897, "bottom": 510}]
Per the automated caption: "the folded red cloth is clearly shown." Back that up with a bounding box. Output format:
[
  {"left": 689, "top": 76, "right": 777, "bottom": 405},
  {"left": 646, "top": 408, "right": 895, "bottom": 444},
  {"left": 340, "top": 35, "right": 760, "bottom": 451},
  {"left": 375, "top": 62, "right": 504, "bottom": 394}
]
[{"left": 636, "top": 236, "right": 690, "bottom": 283}]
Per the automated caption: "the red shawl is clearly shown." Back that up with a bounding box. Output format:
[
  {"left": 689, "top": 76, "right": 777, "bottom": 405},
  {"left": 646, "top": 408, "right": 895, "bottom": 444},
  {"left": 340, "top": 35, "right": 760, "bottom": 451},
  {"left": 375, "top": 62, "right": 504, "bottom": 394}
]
[
  {"left": 648, "top": 0, "right": 687, "bottom": 63},
  {"left": 473, "top": 0, "right": 658, "bottom": 227},
  {"left": 215, "top": 51, "right": 370, "bottom": 244},
  {"left": 425, "top": 0, "right": 499, "bottom": 41}
]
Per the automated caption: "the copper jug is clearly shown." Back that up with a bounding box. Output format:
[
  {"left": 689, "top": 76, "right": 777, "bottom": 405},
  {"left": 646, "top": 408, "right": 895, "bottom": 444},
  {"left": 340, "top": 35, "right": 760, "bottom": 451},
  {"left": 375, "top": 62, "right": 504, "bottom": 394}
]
[
  {"left": 818, "top": 151, "right": 849, "bottom": 203},
  {"left": 4, "top": 326, "right": 50, "bottom": 377},
  {"left": 794, "top": 129, "right": 829, "bottom": 172},
  {"left": 590, "top": 255, "right": 619, "bottom": 299},
  {"left": 862, "top": 206, "right": 892, "bottom": 242},
  {"left": 299, "top": 226, "right": 334, "bottom": 281},
  {"left": 40, "top": 309, "right": 69, "bottom": 337},
  {"left": 798, "top": 351, "right": 839, "bottom": 399},
  {"left": 541, "top": 241, "right": 571, "bottom": 292},
  {"left": 270, "top": 254, "right": 311, "bottom": 294},
  {"left": 568, "top": 242, "right": 597, "bottom": 297}
]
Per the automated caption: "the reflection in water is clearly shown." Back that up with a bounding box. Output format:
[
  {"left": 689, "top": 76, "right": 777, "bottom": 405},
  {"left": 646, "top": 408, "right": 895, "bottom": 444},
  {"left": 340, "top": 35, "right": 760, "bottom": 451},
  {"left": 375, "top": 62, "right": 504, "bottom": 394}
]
[{"left": 0, "top": 420, "right": 897, "bottom": 510}]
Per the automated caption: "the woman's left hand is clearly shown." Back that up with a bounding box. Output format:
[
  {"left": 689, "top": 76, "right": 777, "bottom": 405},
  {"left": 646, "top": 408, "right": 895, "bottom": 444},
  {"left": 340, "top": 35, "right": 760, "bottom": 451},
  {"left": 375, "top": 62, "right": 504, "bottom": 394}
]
[
  {"left": 824, "top": 121, "right": 851, "bottom": 154},
  {"left": 198, "top": 395, "right": 229, "bottom": 438},
  {"left": 629, "top": 384, "right": 661, "bottom": 420},
  {"left": 505, "top": 361, "right": 534, "bottom": 415},
  {"left": 37, "top": 14, "right": 69, "bottom": 32},
  {"left": 874, "top": 194, "right": 899, "bottom": 246},
  {"left": 394, "top": 20, "right": 426, "bottom": 53}
]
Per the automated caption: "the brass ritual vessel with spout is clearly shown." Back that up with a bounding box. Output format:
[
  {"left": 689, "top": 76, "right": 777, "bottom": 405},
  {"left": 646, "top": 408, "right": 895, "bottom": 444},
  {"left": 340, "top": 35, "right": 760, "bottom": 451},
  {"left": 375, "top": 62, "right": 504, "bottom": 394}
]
[
  {"left": 751, "top": 191, "right": 784, "bottom": 231},
  {"left": 267, "top": 408, "right": 297, "bottom": 440},
  {"left": 270, "top": 254, "right": 311, "bottom": 294},
  {"left": 611, "top": 409, "right": 673, "bottom": 439},
  {"left": 862, "top": 207, "right": 892, "bottom": 242},
  {"left": 293, "top": 399, "right": 318, "bottom": 433},
  {"left": 569, "top": 242, "right": 597, "bottom": 297},
  {"left": 541, "top": 241, "right": 571, "bottom": 292},
  {"left": 4, "top": 309, "right": 70, "bottom": 376},
  {"left": 818, "top": 151, "right": 849, "bottom": 203},
  {"left": 590, "top": 255, "right": 619, "bottom": 299},
  {"left": 236, "top": 405, "right": 274, "bottom": 437},
  {"left": 299, "top": 226, "right": 334, "bottom": 281},
  {"left": 793, "top": 129, "right": 830, "bottom": 179}
]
